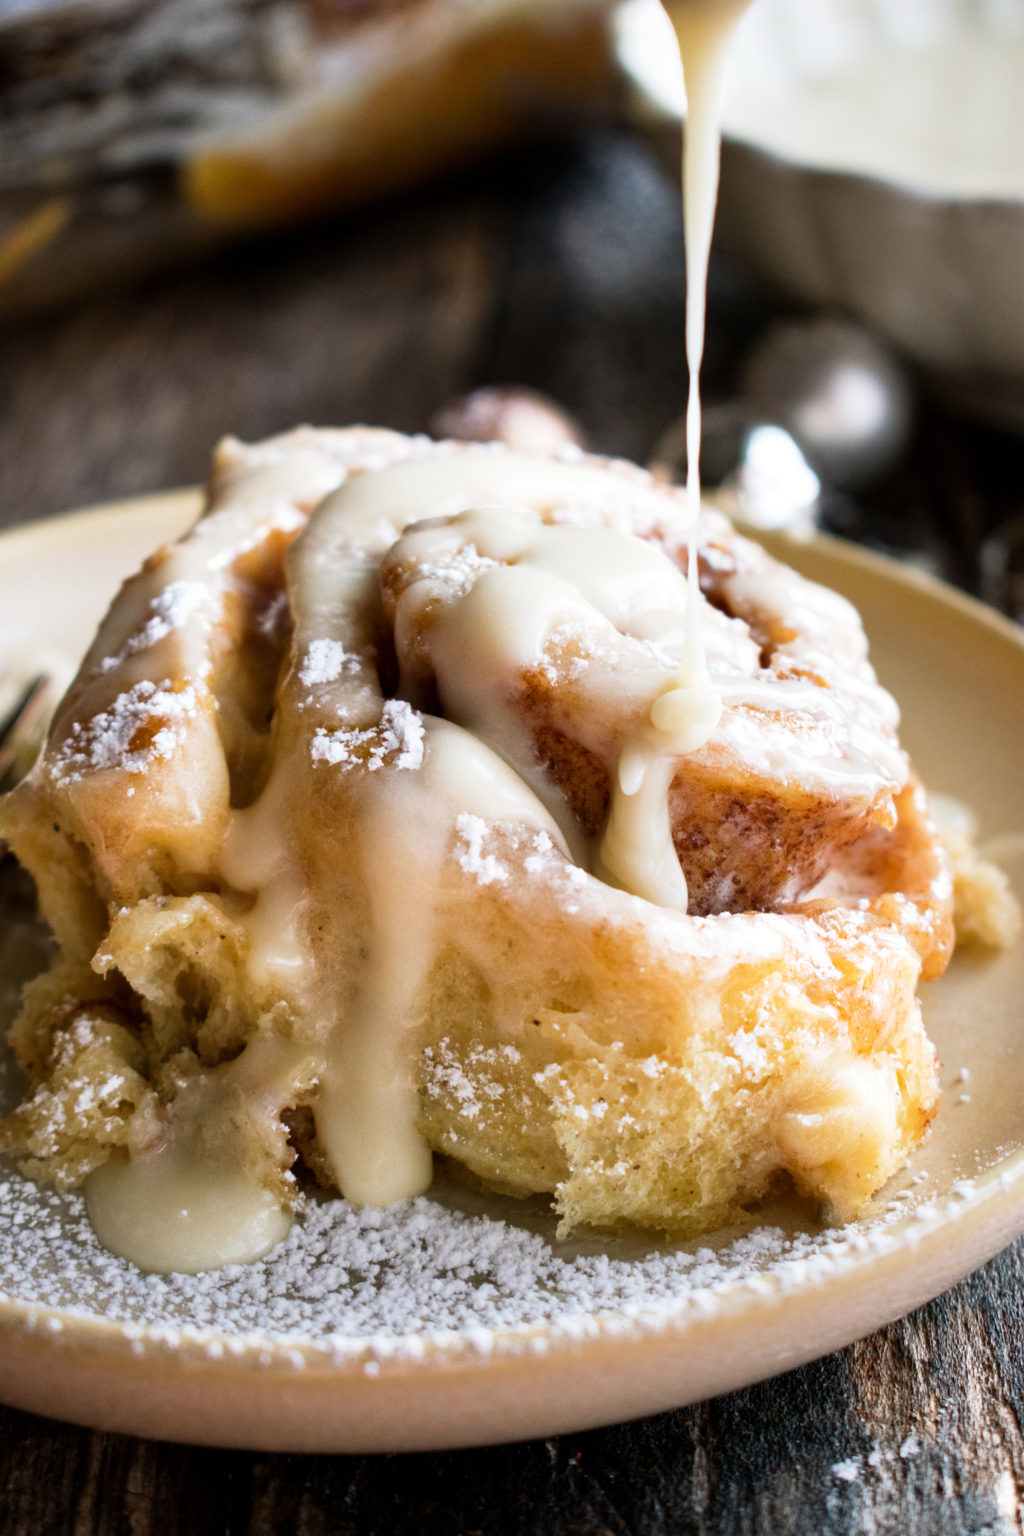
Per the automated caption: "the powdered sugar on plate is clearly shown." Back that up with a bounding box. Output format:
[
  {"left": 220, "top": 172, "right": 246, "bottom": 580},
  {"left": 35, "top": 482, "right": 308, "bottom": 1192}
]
[
  {"left": 0, "top": 1139, "right": 1001, "bottom": 1369},
  {"left": 0, "top": 1170, "right": 820, "bottom": 1356}
]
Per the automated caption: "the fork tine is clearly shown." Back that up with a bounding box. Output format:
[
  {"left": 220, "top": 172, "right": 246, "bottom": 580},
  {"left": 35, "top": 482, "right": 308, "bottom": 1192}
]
[{"left": 0, "top": 674, "right": 54, "bottom": 793}]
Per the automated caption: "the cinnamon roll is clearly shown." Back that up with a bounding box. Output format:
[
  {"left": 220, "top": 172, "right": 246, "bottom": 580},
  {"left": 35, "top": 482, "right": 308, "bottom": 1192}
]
[{"left": 0, "top": 427, "right": 965, "bottom": 1268}]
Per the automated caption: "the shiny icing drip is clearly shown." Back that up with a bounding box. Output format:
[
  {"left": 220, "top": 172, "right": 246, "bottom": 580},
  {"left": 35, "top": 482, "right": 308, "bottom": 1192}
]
[
  {"left": 386, "top": 502, "right": 719, "bottom": 908},
  {"left": 85, "top": 1147, "right": 294, "bottom": 1276},
  {"left": 83, "top": 1037, "right": 317, "bottom": 1274},
  {"left": 313, "top": 719, "right": 565, "bottom": 1208},
  {"left": 639, "top": 0, "right": 752, "bottom": 902},
  {"left": 669, "top": 0, "right": 753, "bottom": 536}
]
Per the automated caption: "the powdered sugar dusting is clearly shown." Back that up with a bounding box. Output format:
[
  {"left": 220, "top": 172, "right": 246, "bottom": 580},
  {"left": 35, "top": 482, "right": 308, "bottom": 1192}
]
[
  {"left": 0, "top": 1158, "right": 986, "bottom": 1365},
  {"left": 523, "top": 831, "right": 557, "bottom": 874},
  {"left": 299, "top": 639, "right": 362, "bottom": 688},
  {"left": 311, "top": 701, "right": 425, "bottom": 772},
  {"left": 422, "top": 1039, "right": 522, "bottom": 1124},
  {"left": 98, "top": 581, "right": 209, "bottom": 674},
  {"left": 415, "top": 545, "right": 499, "bottom": 594},
  {"left": 455, "top": 814, "right": 510, "bottom": 886},
  {"left": 52, "top": 681, "right": 199, "bottom": 781}
]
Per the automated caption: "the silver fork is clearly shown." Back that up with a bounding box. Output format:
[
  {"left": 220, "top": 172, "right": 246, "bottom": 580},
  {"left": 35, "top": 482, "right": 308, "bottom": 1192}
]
[{"left": 0, "top": 673, "right": 54, "bottom": 795}]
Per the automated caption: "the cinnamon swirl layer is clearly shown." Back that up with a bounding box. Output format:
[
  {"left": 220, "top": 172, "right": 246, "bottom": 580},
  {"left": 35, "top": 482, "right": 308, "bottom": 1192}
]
[{"left": 0, "top": 428, "right": 959, "bottom": 1263}]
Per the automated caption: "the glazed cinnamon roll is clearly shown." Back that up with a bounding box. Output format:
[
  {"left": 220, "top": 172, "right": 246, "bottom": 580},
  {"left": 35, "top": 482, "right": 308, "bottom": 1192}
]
[{"left": 0, "top": 427, "right": 966, "bottom": 1266}]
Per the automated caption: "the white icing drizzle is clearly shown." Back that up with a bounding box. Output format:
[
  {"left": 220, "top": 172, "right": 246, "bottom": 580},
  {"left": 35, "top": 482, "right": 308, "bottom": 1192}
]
[
  {"left": 309, "top": 449, "right": 682, "bottom": 552},
  {"left": 670, "top": 0, "right": 753, "bottom": 540},
  {"left": 83, "top": 1038, "right": 317, "bottom": 1275},
  {"left": 386, "top": 504, "right": 718, "bottom": 907},
  {"left": 274, "top": 1, "right": 751, "bottom": 1222},
  {"left": 598, "top": 753, "right": 684, "bottom": 907},
  {"left": 623, "top": 0, "right": 751, "bottom": 904},
  {"left": 221, "top": 758, "right": 312, "bottom": 988},
  {"left": 312, "top": 718, "right": 565, "bottom": 1208},
  {"left": 48, "top": 435, "right": 369, "bottom": 1273},
  {"left": 280, "top": 473, "right": 573, "bottom": 1211},
  {"left": 84, "top": 1142, "right": 294, "bottom": 1277}
]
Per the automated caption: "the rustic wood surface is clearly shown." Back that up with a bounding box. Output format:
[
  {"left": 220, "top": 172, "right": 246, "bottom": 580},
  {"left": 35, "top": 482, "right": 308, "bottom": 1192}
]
[{"left": 1, "top": 129, "right": 1024, "bottom": 1535}]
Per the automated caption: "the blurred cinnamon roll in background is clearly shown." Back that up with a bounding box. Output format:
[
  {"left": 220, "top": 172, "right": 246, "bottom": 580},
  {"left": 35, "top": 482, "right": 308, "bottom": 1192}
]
[{"left": 0, "top": 0, "right": 617, "bottom": 314}]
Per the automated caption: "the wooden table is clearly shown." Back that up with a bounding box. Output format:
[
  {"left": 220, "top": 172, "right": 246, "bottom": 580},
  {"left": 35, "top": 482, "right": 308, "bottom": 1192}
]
[{"left": 2, "top": 128, "right": 1023, "bottom": 1535}]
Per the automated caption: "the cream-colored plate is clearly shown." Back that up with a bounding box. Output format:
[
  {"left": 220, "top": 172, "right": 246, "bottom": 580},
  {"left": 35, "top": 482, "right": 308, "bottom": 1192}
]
[{"left": 1, "top": 493, "right": 1022, "bottom": 1453}]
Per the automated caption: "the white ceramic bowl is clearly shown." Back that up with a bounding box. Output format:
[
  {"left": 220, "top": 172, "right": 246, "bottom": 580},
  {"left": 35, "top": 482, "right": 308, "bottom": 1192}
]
[{"left": 618, "top": 0, "right": 1024, "bottom": 429}]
